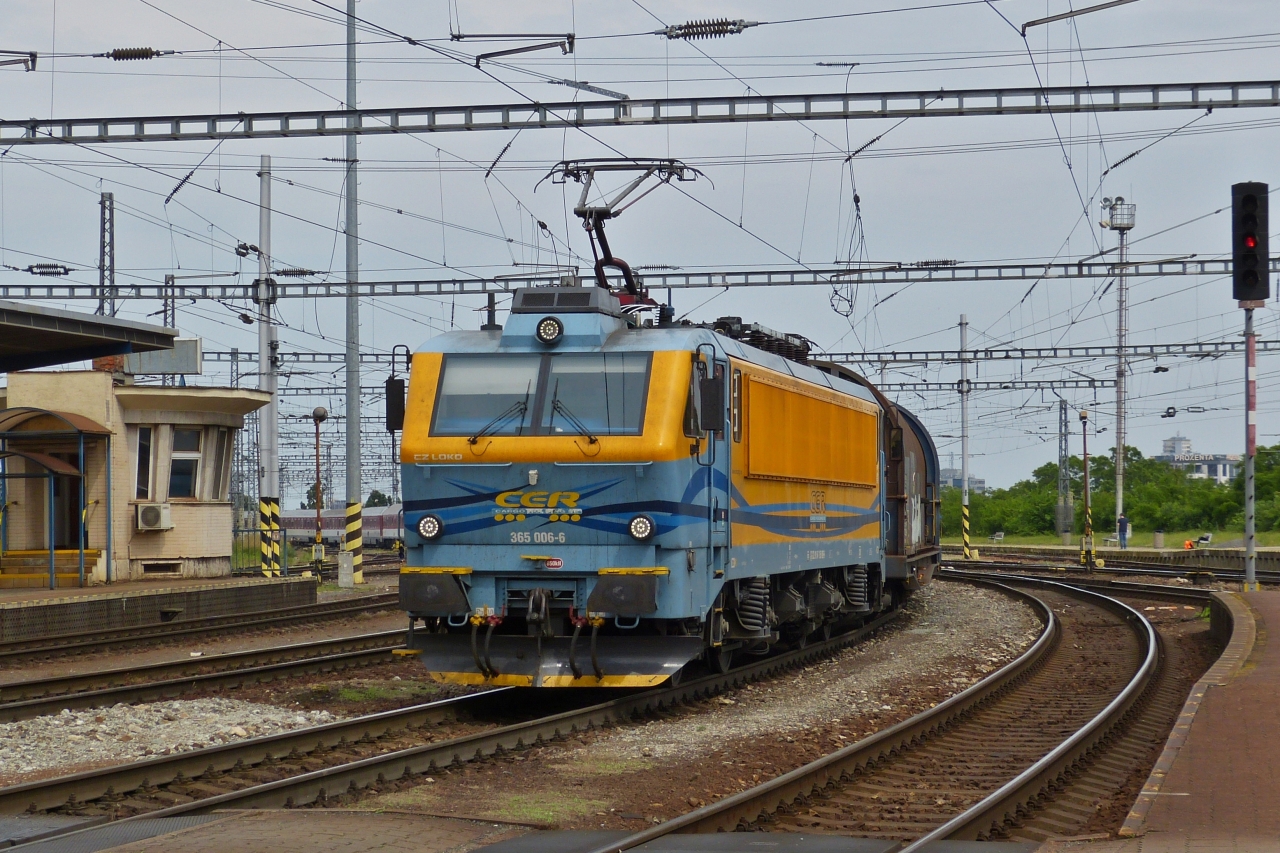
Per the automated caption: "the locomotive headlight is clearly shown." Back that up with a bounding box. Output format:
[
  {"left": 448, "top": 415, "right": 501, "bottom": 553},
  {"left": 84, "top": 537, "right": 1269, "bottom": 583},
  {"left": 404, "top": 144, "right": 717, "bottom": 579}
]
[
  {"left": 627, "top": 514, "right": 655, "bottom": 541},
  {"left": 535, "top": 316, "right": 564, "bottom": 345},
  {"left": 417, "top": 514, "right": 444, "bottom": 541}
]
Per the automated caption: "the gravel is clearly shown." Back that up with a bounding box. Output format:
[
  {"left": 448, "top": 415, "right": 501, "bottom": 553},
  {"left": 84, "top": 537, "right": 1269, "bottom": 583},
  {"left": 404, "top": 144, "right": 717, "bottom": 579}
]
[
  {"left": 0, "top": 698, "right": 343, "bottom": 786},
  {"left": 576, "top": 581, "right": 1042, "bottom": 763}
]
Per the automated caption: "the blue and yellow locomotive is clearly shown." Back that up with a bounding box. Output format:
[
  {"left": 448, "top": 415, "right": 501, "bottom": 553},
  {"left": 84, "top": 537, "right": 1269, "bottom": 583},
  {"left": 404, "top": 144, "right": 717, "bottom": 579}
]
[{"left": 397, "top": 286, "right": 941, "bottom": 687}]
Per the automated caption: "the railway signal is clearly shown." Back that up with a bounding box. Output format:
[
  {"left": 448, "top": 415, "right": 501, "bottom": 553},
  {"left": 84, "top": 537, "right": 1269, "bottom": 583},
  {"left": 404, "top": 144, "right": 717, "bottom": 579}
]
[
  {"left": 1235, "top": 181, "right": 1268, "bottom": 590},
  {"left": 1232, "top": 182, "right": 1270, "bottom": 302}
]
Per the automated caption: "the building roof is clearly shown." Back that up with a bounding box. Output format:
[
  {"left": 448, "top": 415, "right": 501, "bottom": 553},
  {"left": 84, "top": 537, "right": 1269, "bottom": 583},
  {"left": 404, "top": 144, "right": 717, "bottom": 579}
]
[
  {"left": 0, "top": 407, "right": 111, "bottom": 436},
  {"left": 0, "top": 301, "right": 175, "bottom": 372},
  {"left": 114, "top": 385, "right": 271, "bottom": 417}
]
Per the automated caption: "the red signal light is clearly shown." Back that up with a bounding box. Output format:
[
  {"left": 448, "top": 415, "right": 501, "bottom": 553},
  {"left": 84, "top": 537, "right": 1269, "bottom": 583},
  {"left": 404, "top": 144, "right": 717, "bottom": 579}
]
[{"left": 1246, "top": 234, "right": 1259, "bottom": 249}]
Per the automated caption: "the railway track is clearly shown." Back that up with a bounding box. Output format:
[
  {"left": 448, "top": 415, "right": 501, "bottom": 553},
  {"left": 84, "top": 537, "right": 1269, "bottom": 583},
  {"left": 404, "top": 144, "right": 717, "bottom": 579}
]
[
  {"left": 6, "top": 574, "right": 1227, "bottom": 849},
  {"left": 945, "top": 549, "right": 1280, "bottom": 585},
  {"left": 0, "top": 607, "right": 908, "bottom": 844},
  {"left": 582, "top": 575, "right": 1193, "bottom": 850},
  {"left": 0, "top": 592, "right": 400, "bottom": 663},
  {"left": 0, "top": 630, "right": 407, "bottom": 722}
]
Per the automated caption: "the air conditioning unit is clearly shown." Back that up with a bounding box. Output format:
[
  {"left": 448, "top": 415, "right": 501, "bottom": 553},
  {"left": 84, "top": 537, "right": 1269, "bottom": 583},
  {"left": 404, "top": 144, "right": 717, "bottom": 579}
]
[{"left": 136, "top": 503, "right": 173, "bottom": 531}]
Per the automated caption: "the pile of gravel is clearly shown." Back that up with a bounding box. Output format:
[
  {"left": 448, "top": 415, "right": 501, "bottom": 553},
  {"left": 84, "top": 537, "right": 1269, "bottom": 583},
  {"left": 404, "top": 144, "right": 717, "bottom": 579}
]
[{"left": 0, "top": 698, "right": 342, "bottom": 785}]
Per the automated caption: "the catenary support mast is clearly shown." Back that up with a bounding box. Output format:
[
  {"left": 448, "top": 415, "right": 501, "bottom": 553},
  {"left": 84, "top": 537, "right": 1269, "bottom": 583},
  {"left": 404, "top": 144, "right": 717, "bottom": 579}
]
[
  {"left": 344, "top": 0, "right": 364, "bottom": 583},
  {"left": 96, "top": 192, "right": 115, "bottom": 317},
  {"left": 257, "top": 155, "right": 280, "bottom": 577},
  {"left": 960, "top": 315, "right": 971, "bottom": 560}
]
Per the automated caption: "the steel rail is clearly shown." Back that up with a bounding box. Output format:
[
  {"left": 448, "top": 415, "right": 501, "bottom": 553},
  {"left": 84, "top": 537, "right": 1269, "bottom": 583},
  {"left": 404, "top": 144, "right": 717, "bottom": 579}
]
[
  {"left": 901, "top": 579, "right": 1159, "bottom": 846},
  {"left": 940, "top": 566, "right": 1220, "bottom": 605},
  {"left": 0, "top": 593, "right": 399, "bottom": 661},
  {"left": 2, "top": 608, "right": 904, "bottom": 838},
  {"left": 2, "top": 80, "right": 1277, "bottom": 146},
  {"left": 0, "top": 687, "right": 512, "bottom": 815},
  {"left": 575, "top": 581, "right": 1058, "bottom": 852},
  {"left": 0, "top": 631, "right": 405, "bottom": 721},
  {"left": 6, "top": 258, "right": 1280, "bottom": 302},
  {"left": 944, "top": 552, "right": 1280, "bottom": 584}
]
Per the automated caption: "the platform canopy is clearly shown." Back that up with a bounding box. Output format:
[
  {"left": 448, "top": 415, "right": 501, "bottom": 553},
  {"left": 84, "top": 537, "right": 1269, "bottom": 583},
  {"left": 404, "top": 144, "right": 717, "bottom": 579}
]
[{"left": 0, "top": 301, "right": 175, "bottom": 372}]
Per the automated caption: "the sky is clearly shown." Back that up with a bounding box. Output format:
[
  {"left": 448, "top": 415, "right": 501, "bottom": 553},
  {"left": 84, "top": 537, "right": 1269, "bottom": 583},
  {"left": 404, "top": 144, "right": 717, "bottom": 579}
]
[{"left": 3, "top": 0, "right": 1279, "bottom": 506}]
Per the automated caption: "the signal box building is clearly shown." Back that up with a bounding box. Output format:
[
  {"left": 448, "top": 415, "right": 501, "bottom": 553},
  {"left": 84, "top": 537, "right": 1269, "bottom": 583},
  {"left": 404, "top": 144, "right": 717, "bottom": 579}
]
[{"left": 0, "top": 369, "right": 268, "bottom": 587}]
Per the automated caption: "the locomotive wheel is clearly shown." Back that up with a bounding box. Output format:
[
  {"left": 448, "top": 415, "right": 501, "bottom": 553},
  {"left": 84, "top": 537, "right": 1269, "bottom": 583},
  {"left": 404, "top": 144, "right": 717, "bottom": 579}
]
[{"left": 707, "top": 644, "right": 734, "bottom": 674}]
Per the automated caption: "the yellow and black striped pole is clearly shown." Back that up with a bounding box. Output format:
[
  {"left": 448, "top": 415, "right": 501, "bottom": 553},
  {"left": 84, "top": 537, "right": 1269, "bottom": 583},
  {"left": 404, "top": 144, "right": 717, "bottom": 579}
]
[
  {"left": 259, "top": 497, "right": 273, "bottom": 577},
  {"left": 961, "top": 503, "right": 971, "bottom": 560},
  {"left": 345, "top": 501, "right": 363, "bottom": 584},
  {"left": 269, "top": 498, "right": 282, "bottom": 577}
]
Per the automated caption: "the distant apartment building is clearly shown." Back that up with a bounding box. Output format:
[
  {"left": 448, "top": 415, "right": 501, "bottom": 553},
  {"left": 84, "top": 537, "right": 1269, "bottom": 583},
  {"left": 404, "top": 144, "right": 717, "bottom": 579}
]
[
  {"left": 940, "top": 467, "right": 986, "bottom": 494},
  {"left": 1153, "top": 434, "right": 1240, "bottom": 485}
]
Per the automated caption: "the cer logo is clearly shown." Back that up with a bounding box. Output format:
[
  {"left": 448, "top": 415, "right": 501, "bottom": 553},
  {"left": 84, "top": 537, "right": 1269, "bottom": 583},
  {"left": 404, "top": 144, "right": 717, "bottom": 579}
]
[{"left": 495, "top": 490, "right": 580, "bottom": 508}]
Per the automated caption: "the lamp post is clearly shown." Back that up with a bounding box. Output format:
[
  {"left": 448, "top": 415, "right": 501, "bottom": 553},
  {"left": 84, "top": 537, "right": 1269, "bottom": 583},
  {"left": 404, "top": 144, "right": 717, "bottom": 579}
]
[
  {"left": 1080, "top": 409, "right": 1095, "bottom": 570},
  {"left": 312, "top": 407, "right": 328, "bottom": 575},
  {"left": 1101, "top": 196, "right": 1136, "bottom": 545}
]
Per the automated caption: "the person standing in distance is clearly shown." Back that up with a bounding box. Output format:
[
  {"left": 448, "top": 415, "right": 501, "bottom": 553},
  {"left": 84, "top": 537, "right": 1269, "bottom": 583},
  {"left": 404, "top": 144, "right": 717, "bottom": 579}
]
[{"left": 1117, "top": 513, "right": 1129, "bottom": 550}]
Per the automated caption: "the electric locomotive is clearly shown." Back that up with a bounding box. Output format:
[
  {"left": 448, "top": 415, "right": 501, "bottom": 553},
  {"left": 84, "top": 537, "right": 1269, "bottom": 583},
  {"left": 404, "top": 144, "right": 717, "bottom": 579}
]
[{"left": 397, "top": 287, "right": 941, "bottom": 687}]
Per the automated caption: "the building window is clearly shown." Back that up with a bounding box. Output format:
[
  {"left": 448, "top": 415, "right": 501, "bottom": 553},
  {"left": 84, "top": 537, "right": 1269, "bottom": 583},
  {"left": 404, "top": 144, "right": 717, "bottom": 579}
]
[
  {"left": 136, "top": 427, "right": 153, "bottom": 500},
  {"left": 211, "top": 428, "right": 230, "bottom": 500},
  {"left": 169, "top": 427, "right": 202, "bottom": 498}
]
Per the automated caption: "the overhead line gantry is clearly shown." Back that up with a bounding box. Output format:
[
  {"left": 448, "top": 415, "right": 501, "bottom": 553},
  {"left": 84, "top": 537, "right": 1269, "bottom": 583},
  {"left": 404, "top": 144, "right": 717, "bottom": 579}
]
[
  {"left": 3, "top": 258, "right": 1275, "bottom": 301},
  {"left": 3, "top": 80, "right": 1278, "bottom": 145}
]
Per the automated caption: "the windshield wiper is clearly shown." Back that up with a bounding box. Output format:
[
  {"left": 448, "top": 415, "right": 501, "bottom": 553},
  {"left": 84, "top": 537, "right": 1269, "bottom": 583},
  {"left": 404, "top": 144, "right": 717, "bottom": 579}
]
[
  {"left": 468, "top": 400, "right": 528, "bottom": 445},
  {"left": 549, "top": 388, "right": 599, "bottom": 445}
]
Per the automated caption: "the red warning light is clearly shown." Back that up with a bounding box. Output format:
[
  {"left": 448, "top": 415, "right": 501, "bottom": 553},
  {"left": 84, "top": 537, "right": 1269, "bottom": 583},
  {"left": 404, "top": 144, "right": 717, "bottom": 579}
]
[{"left": 1246, "top": 234, "right": 1259, "bottom": 249}]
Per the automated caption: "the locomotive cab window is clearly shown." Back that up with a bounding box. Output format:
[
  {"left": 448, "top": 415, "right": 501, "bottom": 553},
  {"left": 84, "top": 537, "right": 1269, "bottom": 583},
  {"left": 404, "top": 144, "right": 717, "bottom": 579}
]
[
  {"left": 683, "top": 357, "right": 707, "bottom": 438},
  {"left": 541, "top": 352, "right": 650, "bottom": 436},
  {"left": 432, "top": 352, "right": 651, "bottom": 437},
  {"left": 431, "top": 354, "right": 541, "bottom": 436}
]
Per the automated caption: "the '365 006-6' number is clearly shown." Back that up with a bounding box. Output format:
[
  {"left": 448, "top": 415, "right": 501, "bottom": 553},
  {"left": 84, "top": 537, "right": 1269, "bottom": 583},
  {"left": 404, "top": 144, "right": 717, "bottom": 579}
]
[{"left": 509, "top": 531, "right": 567, "bottom": 544}]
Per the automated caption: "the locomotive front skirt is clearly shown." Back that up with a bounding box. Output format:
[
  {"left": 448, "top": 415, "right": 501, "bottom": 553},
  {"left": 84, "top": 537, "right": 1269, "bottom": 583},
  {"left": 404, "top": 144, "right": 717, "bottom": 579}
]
[{"left": 397, "top": 287, "right": 939, "bottom": 687}]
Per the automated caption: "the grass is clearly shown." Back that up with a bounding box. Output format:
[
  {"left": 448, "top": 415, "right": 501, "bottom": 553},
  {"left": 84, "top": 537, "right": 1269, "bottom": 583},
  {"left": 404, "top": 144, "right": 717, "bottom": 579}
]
[
  {"left": 544, "top": 756, "right": 651, "bottom": 776},
  {"left": 335, "top": 682, "right": 440, "bottom": 702},
  {"left": 361, "top": 787, "right": 606, "bottom": 826},
  {"left": 491, "top": 793, "right": 607, "bottom": 824}
]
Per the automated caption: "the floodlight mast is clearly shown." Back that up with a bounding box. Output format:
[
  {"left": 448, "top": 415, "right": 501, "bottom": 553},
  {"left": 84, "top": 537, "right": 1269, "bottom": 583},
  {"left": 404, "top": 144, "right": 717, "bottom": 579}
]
[{"left": 544, "top": 159, "right": 703, "bottom": 297}]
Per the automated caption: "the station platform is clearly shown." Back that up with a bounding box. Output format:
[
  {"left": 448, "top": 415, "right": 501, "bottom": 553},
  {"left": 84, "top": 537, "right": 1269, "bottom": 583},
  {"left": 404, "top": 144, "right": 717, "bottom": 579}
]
[
  {"left": 0, "top": 575, "right": 316, "bottom": 643},
  {"left": 1055, "top": 589, "right": 1280, "bottom": 851}
]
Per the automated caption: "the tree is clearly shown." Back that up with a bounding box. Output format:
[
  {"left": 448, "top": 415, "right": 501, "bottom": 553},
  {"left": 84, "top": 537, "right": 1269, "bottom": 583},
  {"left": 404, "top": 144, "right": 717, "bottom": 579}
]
[
  {"left": 367, "top": 489, "right": 392, "bottom": 507},
  {"left": 300, "top": 482, "right": 322, "bottom": 510},
  {"left": 940, "top": 446, "right": 1241, "bottom": 538}
]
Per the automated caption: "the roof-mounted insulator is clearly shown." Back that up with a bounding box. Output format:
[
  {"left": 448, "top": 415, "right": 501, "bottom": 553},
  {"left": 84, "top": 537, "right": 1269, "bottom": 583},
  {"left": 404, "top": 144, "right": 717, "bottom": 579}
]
[
  {"left": 101, "top": 48, "right": 174, "bottom": 61},
  {"left": 659, "top": 19, "right": 758, "bottom": 40},
  {"left": 26, "top": 264, "right": 72, "bottom": 277}
]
